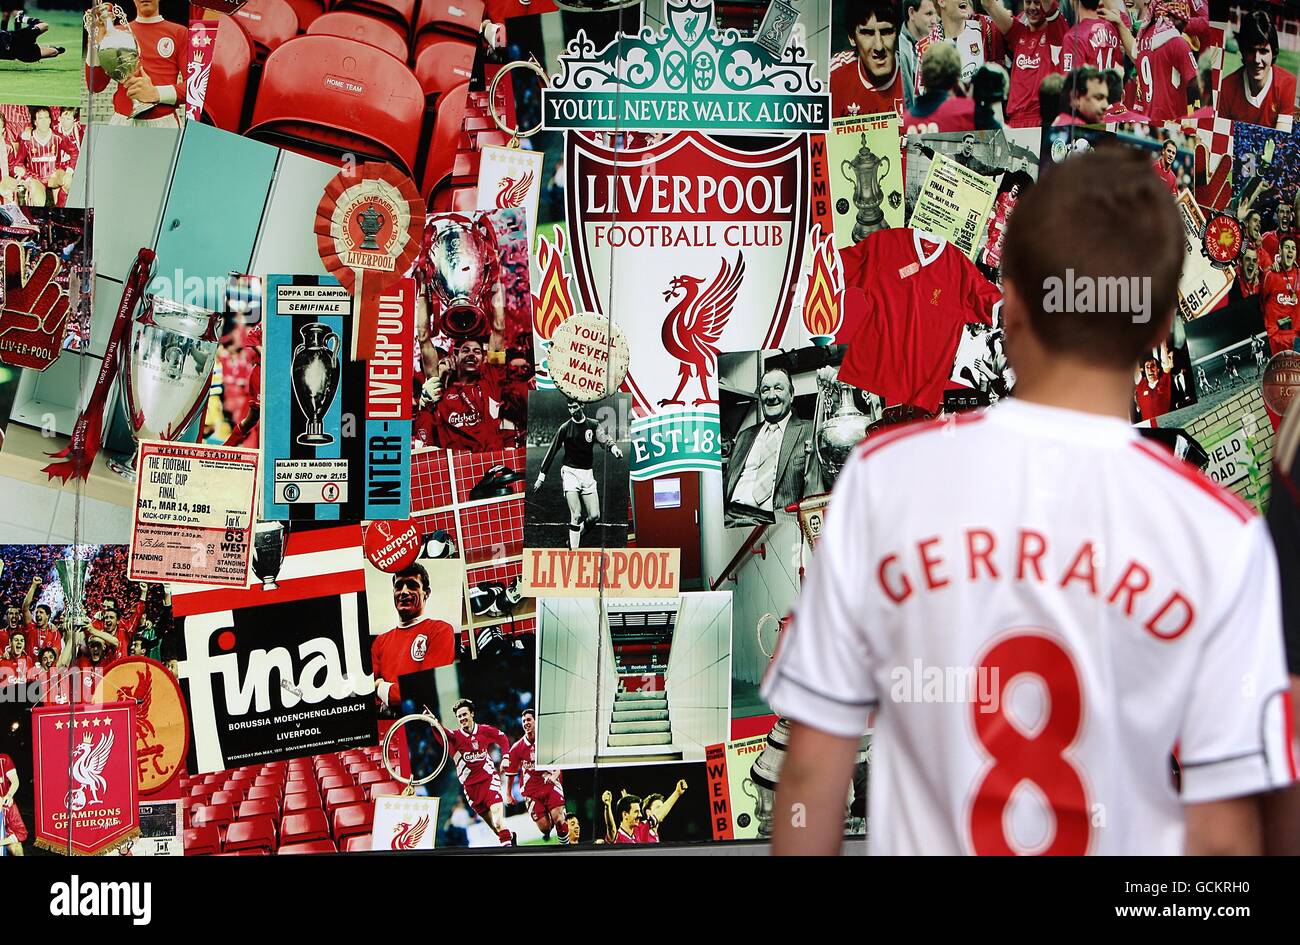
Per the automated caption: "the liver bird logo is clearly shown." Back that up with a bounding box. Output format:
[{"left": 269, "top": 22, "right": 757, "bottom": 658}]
[
  {"left": 65, "top": 730, "right": 114, "bottom": 812},
  {"left": 116, "top": 669, "right": 156, "bottom": 742},
  {"left": 495, "top": 172, "right": 533, "bottom": 210},
  {"left": 391, "top": 814, "right": 430, "bottom": 850},
  {"left": 657, "top": 251, "right": 746, "bottom": 407}
]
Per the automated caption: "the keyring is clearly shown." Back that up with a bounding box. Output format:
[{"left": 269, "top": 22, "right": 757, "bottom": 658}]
[
  {"left": 756, "top": 613, "right": 782, "bottom": 660},
  {"left": 487, "top": 59, "right": 549, "bottom": 142},
  {"left": 381, "top": 710, "right": 450, "bottom": 793}
]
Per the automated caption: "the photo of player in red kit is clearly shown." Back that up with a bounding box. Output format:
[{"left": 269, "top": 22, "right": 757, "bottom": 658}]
[
  {"left": 371, "top": 563, "right": 457, "bottom": 710},
  {"left": 602, "top": 779, "right": 687, "bottom": 844},
  {"left": 981, "top": 0, "right": 1068, "bottom": 128},
  {"left": 1133, "top": 349, "right": 1173, "bottom": 420},
  {"left": 85, "top": 0, "right": 186, "bottom": 127},
  {"left": 413, "top": 337, "right": 512, "bottom": 452},
  {"left": 0, "top": 752, "right": 27, "bottom": 856},
  {"left": 1263, "top": 235, "right": 1300, "bottom": 356},
  {"left": 830, "top": 0, "right": 906, "bottom": 119},
  {"left": 431, "top": 699, "right": 516, "bottom": 847},
  {"left": 1152, "top": 139, "right": 1179, "bottom": 195},
  {"left": 501, "top": 709, "right": 569, "bottom": 843},
  {"left": 1131, "top": 0, "right": 1200, "bottom": 122},
  {"left": 1217, "top": 8, "right": 1296, "bottom": 131}
]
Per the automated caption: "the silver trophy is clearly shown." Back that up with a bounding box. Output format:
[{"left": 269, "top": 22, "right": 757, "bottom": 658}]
[
  {"left": 741, "top": 717, "right": 792, "bottom": 839},
  {"left": 85, "top": 3, "right": 157, "bottom": 120},
  {"left": 813, "top": 366, "right": 879, "bottom": 487},
  {"left": 290, "top": 323, "right": 341, "bottom": 446},
  {"left": 252, "top": 522, "right": 290, "bottom": 590},
  {"left": 428, "top": 218, "right": 497, "bottom": 338},
  {"left": 108, "top": 296, "right": 222, "bottom": 480},
  {"left": 53, "top": 555, "right": 94, "bottom": 630}
]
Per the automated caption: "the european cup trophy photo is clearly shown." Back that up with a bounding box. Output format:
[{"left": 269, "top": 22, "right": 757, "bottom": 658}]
[
  {"left": 251, "top": 521, "right": 290, "bottom": 590},
  {"left": 85, "top": 3, "right": 157, "bottom": 120},
  {"left": 290, "top": 323, "right": 341, "bottom": 446},
  {"left": 108, "top": 296, "right": 223, "bottom": 480}
]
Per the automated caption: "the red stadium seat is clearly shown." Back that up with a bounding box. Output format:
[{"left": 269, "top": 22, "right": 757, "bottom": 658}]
[
  {"left": 278, "top": 840, "right": 339, "bottom": 854},
  {"left": 285, "top": 780, "right": 321, "bottom": 799},
  {"left": 331, "top": 0, "right": 416, "bottom": 33},
  {"left": 343, "top": 835, "right": 372, "bottom": 852},
  {"left": 414, "top": 0, "right": 483, "bottom": 50},
  {"left": 332, "top": 803, "right": 374, "bottom": 844},
  {"left": 247, "top": 784, "right": 282, "bottom": 802},
  {"left": 421, "top": 80, "right": 468, "bottom": 201},
  {"left": 192, "top": 803, "right": 236, "bottom": 830},
  {"left": 319, "top": 774, "right": 353, "bottom": 792},
  {"left": 307, "top": 11, "right": 408, "bottom": 61},
  {"left": 224, "top": 816, "right": 277, "bottom": 854},
  {"left": 253, "top": 774, "right": 285, "bottom": 788},
  {"left": 284, "top": 793, "right": 324, "bottom": 814},
  {"left": 184, "top": 825, "right": 222, "bottom": 856},
  {"left": 246, "top": 35, "right": 424, "bottom": 176},
  {"left": 234, "top": 767, "right": 258, "bottom": 780},
  {"left": 367, "top": 781, "right": 402, "bottom": 800},
  {"left": 217, "top": 849, "right": 269, "bottom": 855},
  {"left": 281, "top": 809, "right": 331, "bottom": 845},
  {"left": 209, "top": 790, "right": 243, "bottom": 807},
  {"left": 233, "top": 0, "right": 301, "bottom": 60},
  {"left": 325, "top": 786, "right": 366, "bottom": 813},
  {"left": 356, "top": 769, "right": 389, "bottom": 788},
  {"left": 413, "top": 41, "right": 474, "bottom": 101},
  {"left": 449, "top": 186, "right": 478, "bottom": 211},
  {"left": 238, "top": 798, "right": 280, "bottom": 821},
  {"left": 283, "top": 0, "right": 326, "bottom": 29}
]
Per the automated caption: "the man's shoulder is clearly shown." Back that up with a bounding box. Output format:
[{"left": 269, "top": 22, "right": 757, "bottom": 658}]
[{"left": 1275, "top": 66, "right": 1298, "bottom": 96}]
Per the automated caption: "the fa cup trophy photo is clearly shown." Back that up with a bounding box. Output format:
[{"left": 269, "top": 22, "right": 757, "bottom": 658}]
[
  {"left": 108, "top": 296, "right": 223, "bottom": 480},
  {"left": 841, "top": 134, "right": 892, "bottom": 243},
  {"left": 290, "top": 323, "right": 341, "bottom": 446}
]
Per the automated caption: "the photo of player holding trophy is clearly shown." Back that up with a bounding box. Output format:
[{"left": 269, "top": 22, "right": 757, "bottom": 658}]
[{"left": 84, "top": 0, "right": 186, "bottom": 126}]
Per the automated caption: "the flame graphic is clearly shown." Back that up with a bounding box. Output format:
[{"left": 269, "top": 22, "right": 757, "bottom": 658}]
[
  {"left": 532, "top": 228, "right": 576, "bottom": 341},
  {"left": 802, "top": 226, "right": 844, "bottom": 339}
]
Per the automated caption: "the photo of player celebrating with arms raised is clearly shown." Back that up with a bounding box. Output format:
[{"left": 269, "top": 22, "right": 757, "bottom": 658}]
[
  {"left": 501, "top": 709, "right": 569, "bottom": 843},
  {"left": 602, "top": 779, "right": 687, "bottom": 844},
  {"left": 429, "top": 699, "right": 516, "bottom": 848}
]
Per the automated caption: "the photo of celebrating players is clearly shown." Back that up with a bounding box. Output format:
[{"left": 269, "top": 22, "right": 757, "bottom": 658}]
[
  {"left": 411, "top": 209, "right": 533, "bottom": 453},
  {"left": 525, "top": 390, "right": 631, "bottom": 550}
]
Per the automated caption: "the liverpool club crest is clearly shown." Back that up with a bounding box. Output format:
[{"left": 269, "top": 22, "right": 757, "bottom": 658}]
[{"left": 565, "top": 131, "right": 810, "bottom": 478}]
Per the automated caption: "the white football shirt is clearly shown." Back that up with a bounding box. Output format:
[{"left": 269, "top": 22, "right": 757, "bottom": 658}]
[{"left": 761, "top": 398, "right": 1296, "bottom": 855}]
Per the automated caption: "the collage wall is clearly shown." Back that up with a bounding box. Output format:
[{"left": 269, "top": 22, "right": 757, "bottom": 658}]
[{"left": 0, "top": 0, "right": 1296, "bottom": 855}]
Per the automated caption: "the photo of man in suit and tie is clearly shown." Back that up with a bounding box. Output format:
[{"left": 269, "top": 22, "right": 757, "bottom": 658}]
[{"left": 723, "top": 365, "right": 817, "bottom": 529}]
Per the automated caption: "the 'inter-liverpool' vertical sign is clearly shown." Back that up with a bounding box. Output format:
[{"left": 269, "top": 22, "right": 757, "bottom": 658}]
[{"left": 263, "top": 275, "right": 414, "bottom": 521}]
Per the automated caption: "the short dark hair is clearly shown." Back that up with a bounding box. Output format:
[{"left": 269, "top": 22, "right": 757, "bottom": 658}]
[
  {"left": 521, "top": 708, "right": 535, "bottom": 719},
  {"left": 643, "top": 792, "right": 665, "bottom": 812},
  {"left": 452, "top": 698, "right": 474, "bottom": 715},
  {"left": 845, "top": 0, "right": 898, "bottom": 33},
  {"left": 920, "top": 40, "right": 961, "bottom": 92},
  {"left": 9, "top": 628, "right": 25, "bottom": 641},
  {"left": 903, "top": 0, "right": 930, "bottom": 16},
  {"left": 34, "top": 604, "right": 51, "bottom": 617},
  {"left": 37, "top": 647, "right": 56, "bottom": 661},
  {"left": 1001, "top": 147, "right": 1183, "bottom": 369},
  {"left": 615, "top": 794, "right": 641, "bottom": 820},
  {"left": 1039, "top": 72, "right": 1065, "bottom": 122},
  {"left": 1077, "top": 0, "right": 1103, "bottom": 10},
  {"left": 1281, "top": 234, "right": 1298, "bottom": 254},
  {"left": 393, "top": 563, "right": 430, "bottom": 594},
  {"left": 31, "top": 106, "right": 51, "bottom": 121},
  {"left": 1062, "top": 66, "right": 1105, "bottom": 110},
  {"left": 1237, "top": 8, "right": 1279, "bottom": 58}
]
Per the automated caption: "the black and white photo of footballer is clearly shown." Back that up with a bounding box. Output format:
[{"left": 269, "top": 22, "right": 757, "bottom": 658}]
[{"left": 525, "top": 391, "right": 631, "bottom": 551}]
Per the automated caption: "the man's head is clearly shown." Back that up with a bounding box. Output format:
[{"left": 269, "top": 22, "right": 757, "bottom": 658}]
[
  {"left": 1160, "top": 140, "right": 1177, "bottom": 167},
  {"left": 521, "top": 709, "right": 535, "bottom": 739},
  {"left": 1021, "top": 0, "right": 1047, "bottom": 27},
  {"left": 938, "top": 0, "right": 972, "bottom": 22},
  {"left": 643, "top": 792, "right": 668, "bottom": 822},
  {"left": 1062, "top": 66, "right": 1108, "bottom": 123},
  {"left": 1038, "top": 72, "right": 1066, "bottom": 125},
  {"left": 1074, "top": 0, "right": 1103, "bottom": 11},
  {"left": 757, "top": 367, "right": 794, "bottom": 424},
  {"left": 391, "top": 564, "right": 430, "bottom": 623},
  {"left": 920, "top": 40, "right": 962, "bottom": 94},
  {"left": 566, "top": 814, "right": 581, "bottom": 841},
  {"left": 1282, "top": 235, "right": 1298, "bottom": 271},
  {"left": 506, "top": 350, "right": 532, "bottom": 383},
  {"left": 1243, "top": 243, "right": 1259, "bottom": 278},
  {"left": 1245, "top": 209, "right": 1263, "bottom": 243},
  {"left": 1236, "top": 8, "right": 1278, "bottom": 95},
  {"left": 453, "top": 698, "right": 476, "bottom": 731},
  {"left": 4, "top": 606, "right": 19, "bottom": 629},
  {"left": 129, "top": 638, "right": 147, "bottom": 656},
  {"left": 9, "top": 629, "right": 25, "bottom": 657},
  {"left": 87, "top": 638, "right": 106, "bottom": 663},
  {"left": 33, "top": 604, "right": 50, "bottom": 628},
  {"left": 38, "top": 648, "right": 56, "bottom": 670},
  {"left": 1000, "top": 147, "right": 1183, "bottom": 376},
  {"left": 102, "top": 608, "right": 119, "bottom": 633},
  {"left": 904, "top": 0, "right": 937, "bottom": 37},
  {"left": 962, "top": 134, "right": 976, "bottom": 155},
  {"left": 566, "top": 399, "right": 586, "bottom": 422},
  {"left": 31, "top": 107, "right": 51, "bottom": 131},
  {"left": 616, "top": 794, "right": 642, "bottom": 829},
  {"left": 1280, "top": 200, "right": 1296, "bottom": 233},
  {"left": 1143, "top": 357, "right": 1162, "bottom": 383},
  {"left": 453, "top": 338, "right": 487, "bottom": 380},
  {"left": 846, "top": 0, "right": 898, "bottom": 85},
  {"left": 135, "top": 0, "right": 161, "bottom": 17}
]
